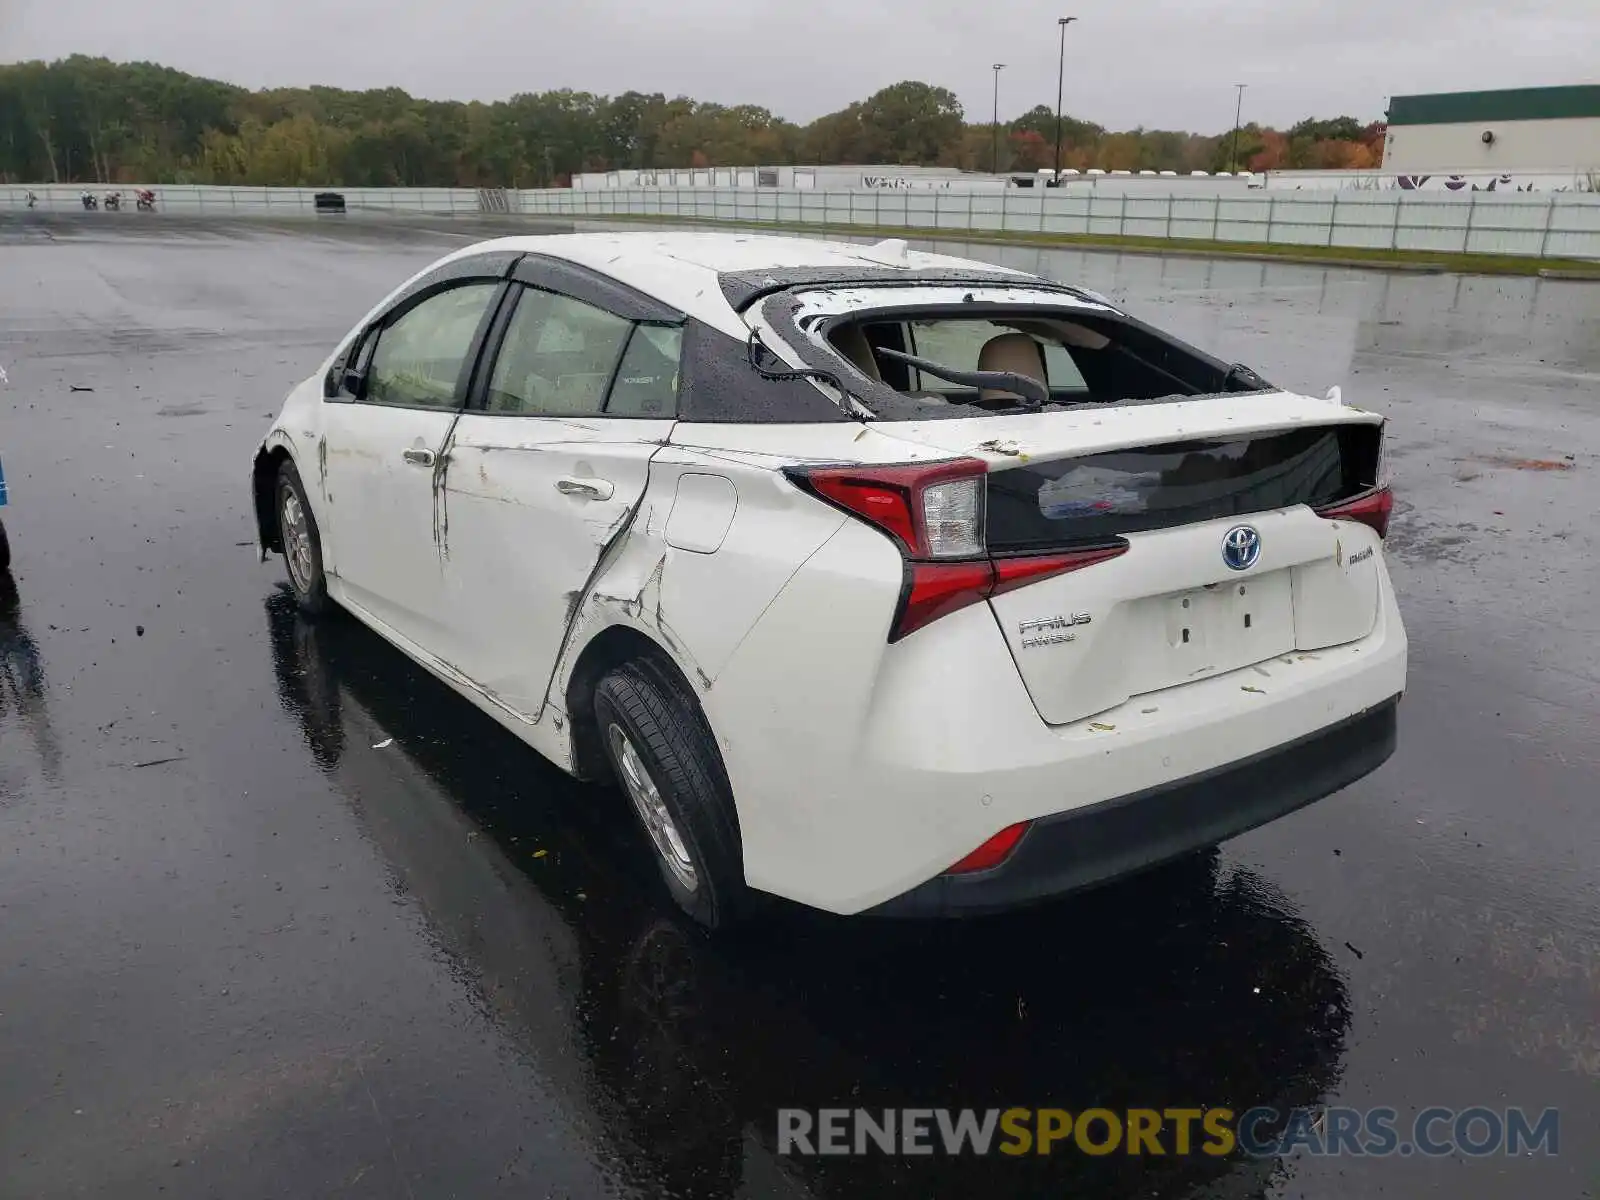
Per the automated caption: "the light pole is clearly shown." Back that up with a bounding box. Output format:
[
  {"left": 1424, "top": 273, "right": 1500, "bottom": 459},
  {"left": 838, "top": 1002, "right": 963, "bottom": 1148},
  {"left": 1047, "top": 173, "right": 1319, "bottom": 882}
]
[
  {"left": 1054, "top": 17, "right": 1078, "bottom": 181},
  {"left": 992, "top": 63, "right": 1007, "bottom": 175},
  {"left": 1230, "top": 83, "right": 1248, "bottom": 173}
]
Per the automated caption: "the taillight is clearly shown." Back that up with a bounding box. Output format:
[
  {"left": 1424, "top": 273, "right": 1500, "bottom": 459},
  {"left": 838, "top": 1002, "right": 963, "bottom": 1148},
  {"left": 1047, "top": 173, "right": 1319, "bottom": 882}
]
[
  {"left": 786, "top": 459, "right": 1129, "bottom": 642},
  {"left": 946, "top": 821, "right": 1032, "bottom": 874},
  {"left": 991, "top": 546, "right": 1130, "bottom": 596},
  {"left": 796, "top": 459, "right": 987, "bottom": 559},
  {"left": 899, "top": 562, "right": 995, "bottom": 640},
  {"left": 1315, "top": 486, "right": 1393, "bottom": 539}
]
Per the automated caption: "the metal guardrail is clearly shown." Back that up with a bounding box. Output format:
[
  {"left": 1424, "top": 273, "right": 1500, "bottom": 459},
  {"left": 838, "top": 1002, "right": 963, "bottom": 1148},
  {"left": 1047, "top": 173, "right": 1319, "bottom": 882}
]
[{"left": 4, "top": 183, "right": 1598, "bottom": 260}]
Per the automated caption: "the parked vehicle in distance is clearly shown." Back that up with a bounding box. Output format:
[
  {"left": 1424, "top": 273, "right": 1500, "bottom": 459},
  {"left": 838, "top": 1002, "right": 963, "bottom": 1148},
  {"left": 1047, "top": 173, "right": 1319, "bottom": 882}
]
[{"left": 251, "top": 232, "right": 1406, "bottom": 927}]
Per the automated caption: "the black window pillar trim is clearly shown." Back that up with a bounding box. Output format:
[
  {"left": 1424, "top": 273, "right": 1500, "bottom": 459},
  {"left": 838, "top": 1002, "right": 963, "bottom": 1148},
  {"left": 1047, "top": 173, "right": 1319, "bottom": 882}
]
[{"left": 461, "top": 281, "right": 523, "bottom": 412}]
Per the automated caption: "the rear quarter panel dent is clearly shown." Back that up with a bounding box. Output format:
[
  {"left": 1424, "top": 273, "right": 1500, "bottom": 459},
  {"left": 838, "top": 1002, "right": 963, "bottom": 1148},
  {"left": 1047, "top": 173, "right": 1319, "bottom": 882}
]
[{"left": 548, "top": 465, "right": 848, "bottom": 726}]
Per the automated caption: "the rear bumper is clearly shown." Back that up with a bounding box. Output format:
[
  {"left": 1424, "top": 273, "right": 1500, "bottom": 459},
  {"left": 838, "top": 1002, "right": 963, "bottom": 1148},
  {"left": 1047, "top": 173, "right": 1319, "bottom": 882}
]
[
  {"left": 707, "top": 518, "right": 1408, "bottom": 917},
  {"left": 869, "top": 696, "right": 1399, "bottom": 917}
]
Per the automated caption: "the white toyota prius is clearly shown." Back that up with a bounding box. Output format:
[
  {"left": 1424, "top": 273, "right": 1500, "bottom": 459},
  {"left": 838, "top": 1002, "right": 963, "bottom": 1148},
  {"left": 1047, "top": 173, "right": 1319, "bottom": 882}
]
[{"left": 252, "top": 231, "right": 1406, "bottom": 927}]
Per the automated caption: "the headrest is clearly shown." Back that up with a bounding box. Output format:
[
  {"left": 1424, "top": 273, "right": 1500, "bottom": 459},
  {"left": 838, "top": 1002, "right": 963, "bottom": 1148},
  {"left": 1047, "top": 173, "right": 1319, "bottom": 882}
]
[{"left": 976, "top": 333, "right": 1046, "bottom": 403}]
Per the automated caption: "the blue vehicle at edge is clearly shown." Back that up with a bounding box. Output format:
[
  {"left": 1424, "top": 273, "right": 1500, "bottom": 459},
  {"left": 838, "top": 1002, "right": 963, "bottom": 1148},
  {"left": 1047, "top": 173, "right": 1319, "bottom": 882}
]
[{"left": 0, "top": 453, "right": 10, "bottom": 570}]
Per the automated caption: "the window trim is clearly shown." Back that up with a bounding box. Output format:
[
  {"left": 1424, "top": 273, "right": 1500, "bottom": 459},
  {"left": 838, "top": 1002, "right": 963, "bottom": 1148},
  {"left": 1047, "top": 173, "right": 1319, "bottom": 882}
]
[
  {"left": 326, "top": 278, "right": 510, "bottom": 411},
  {"left": 464, "top": 284, "right": 681, "bottom": 421},
  {"left": 512, "top": 254, "right": 686, "bottom": 325}
]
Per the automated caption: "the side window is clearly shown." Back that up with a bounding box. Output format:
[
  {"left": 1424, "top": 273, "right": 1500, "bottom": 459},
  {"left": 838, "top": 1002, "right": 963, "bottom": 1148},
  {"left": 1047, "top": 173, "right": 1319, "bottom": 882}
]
[
  {"left": 606, "top": 325, "right": 682, "bottom": 417},
  {"left": 485, "top": 288, "right": 633, "bottom": 416},
  {"left": 909, "top": 320, "right": 993, "bottom": 393},
  {"left": 365, "top": 282, "right": 499, "bottom": 408},
  {"left": 1042, "top": 343, "right": 1089, "bottom": 391}
]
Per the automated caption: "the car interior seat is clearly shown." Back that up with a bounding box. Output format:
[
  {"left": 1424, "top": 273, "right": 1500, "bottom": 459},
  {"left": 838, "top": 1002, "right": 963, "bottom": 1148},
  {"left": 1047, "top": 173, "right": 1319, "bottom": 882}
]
[
  {"left": 976, "top": 333, "right": 1048, "bottom": 405},
  {"left": 831, "top": 324, "right": 883, "bottom": 382}
]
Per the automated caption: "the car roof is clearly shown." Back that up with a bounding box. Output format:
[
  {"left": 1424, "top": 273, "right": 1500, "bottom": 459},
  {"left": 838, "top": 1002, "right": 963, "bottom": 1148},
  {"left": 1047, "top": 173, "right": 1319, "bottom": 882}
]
[{"left": 445, "top": 231, "right": 1038, "bottom": 335}]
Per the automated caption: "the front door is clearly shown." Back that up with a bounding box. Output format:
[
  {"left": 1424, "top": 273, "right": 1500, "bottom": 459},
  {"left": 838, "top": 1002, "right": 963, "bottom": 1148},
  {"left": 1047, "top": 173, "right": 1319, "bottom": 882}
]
[
  {"left": 441, "top": 283, "right": 682, "bottom": 720},
  {"left": 320, "top": 279, "right": 502, "bottom": 655}
]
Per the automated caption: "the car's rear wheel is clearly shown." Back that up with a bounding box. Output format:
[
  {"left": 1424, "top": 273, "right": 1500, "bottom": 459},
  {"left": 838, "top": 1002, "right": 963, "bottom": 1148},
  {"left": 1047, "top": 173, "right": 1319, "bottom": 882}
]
[
  {"left": 593, "top": 656, "right": 749, "bottom": 928},
  {"left": 277, "top": 460, "right": 329, "bottom": 616}
]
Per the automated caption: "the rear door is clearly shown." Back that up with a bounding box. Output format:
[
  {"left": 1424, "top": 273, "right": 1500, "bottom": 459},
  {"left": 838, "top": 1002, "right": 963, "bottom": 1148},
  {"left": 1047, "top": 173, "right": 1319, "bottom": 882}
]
[
  {"left": 980, "top": 422, "right": 1386, "bottom": 726},
  {"left": 439, "top": 272, "right": 682, "bottom": 722}
]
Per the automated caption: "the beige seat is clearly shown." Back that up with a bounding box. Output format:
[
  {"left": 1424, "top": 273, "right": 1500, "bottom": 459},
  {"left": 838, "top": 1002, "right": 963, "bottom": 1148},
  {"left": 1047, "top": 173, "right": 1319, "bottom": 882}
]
[
  {"left": 832, "top": 325, "right": 882, "bottom": 382},
  {"left": 976, "top": 333, "right": 1047, "bottom": 404}
]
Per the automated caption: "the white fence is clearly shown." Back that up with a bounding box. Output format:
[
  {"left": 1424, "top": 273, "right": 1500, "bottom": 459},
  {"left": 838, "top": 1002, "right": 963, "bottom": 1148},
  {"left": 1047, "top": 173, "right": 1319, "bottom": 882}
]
[
  {"left": 0, "top": 184, "right": 492, "bottom": 215},
  {"left": 5, "top": 183, "right": 1599, "bottom": 261},
  {"left": 520, "top": 187, "right": 1600, "bottom": 261}
]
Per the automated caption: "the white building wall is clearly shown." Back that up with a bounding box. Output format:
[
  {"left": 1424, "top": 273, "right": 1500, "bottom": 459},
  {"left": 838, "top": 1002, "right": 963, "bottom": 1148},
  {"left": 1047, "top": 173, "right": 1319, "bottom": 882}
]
[{"left": 1387, "top": 117, "right": 1600, "bottom": 174}]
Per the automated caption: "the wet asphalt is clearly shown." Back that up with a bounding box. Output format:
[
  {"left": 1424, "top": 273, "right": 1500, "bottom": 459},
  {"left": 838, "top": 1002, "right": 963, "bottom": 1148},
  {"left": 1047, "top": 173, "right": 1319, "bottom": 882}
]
[{"left": 0, "top": 213, "right": 1595, "bottom": 1200}]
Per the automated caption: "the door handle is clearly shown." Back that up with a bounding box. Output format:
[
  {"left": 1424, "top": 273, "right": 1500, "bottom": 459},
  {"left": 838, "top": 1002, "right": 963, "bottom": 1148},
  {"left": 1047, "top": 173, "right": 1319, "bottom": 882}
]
[
  {"left": 402, "top": 448, "right": 436, "bottom": 467},
  {"left": 556, "top": 477, "right": 614, "bottom": 501}
]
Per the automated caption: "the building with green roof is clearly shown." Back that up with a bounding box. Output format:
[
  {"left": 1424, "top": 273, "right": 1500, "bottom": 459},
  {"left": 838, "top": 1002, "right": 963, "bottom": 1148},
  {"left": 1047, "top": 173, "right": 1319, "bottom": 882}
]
[{"left": 1383, "top": 85, "right": 1600, "bottom": 174}]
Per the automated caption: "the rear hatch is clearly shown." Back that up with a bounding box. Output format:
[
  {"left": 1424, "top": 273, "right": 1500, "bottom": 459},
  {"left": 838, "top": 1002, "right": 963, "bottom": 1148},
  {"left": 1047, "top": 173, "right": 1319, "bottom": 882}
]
[{"left": 883, "top": 398, "right": 1388, "bottom": 726}]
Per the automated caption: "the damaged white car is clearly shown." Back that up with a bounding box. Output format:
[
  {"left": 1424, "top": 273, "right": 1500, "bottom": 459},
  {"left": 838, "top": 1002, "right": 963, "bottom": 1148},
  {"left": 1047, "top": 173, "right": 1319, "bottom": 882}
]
[{"left": 252, "top": 232, "right": 1406, "bottom": 927}]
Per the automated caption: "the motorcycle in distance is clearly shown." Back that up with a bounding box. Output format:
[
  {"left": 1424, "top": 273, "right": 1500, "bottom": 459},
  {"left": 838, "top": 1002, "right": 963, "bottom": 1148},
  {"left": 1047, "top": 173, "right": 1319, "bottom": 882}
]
[
  {"left": 104, "top": 191, "right": 122, "bottom": 211},
  {"left": 80, "top": 191, "right": 98, "bottom": 210},
  {"left": 25, "top": 191, "right": 37, "bottom": 209},
  {"left": 135, "top": 189, "right": 156, "bottom": 212}
]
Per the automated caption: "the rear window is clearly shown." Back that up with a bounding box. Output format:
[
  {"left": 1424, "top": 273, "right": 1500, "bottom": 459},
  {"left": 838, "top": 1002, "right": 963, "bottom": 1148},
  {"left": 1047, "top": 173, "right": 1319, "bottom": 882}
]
[
  {"left": 824, "top": 308, "right": 1265, "bottom": 412},
  {"left": 987, "top": 425, "right": 1382, "bottom": 552}
]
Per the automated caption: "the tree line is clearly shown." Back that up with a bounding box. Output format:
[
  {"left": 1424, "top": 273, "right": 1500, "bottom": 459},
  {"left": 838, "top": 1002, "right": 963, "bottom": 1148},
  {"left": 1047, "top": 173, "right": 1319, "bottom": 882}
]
[{"left": 0, "top": 56, "right": 1387, "bottom": 188}]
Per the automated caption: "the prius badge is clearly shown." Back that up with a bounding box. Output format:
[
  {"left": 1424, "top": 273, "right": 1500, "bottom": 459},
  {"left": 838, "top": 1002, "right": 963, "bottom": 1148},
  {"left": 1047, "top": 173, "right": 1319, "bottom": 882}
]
[
  {"left": 1019, "top": 613, "right": 1092, "bottom": 649},
  {"left": 1222, "top": 525, "right": 1262, "bottom": 572}
]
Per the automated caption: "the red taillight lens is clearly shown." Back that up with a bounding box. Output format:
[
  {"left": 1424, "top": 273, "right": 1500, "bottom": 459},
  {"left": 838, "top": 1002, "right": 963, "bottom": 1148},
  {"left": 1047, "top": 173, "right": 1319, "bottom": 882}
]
[
  {"left": 1315, "top": 486, "right": 1393, "bottom": 539},
  {"left": 894, "top": 545, "right": 1131, "bottom": 642},
  {"left": 899, "top": 562, "right": 995, "bottom": 641},
  {"left": 946, "top": 821, "right": 1032, "bottom": 875},
  {"left": 787, "top": 460, "right": 1129, "bottom": 642},
  {"left": 990, "top": 546, "right": 1130, "bottom": 596}
]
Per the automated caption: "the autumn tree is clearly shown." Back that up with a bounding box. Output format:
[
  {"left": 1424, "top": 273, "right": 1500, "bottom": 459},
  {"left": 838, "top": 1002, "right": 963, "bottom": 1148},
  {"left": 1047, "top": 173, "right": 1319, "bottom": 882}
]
[
  {"left": 1008, "top": 129, "right": 1050, "bottom": 171},
  {"left": 0, "top": 56, "right": 1386, "bottom": 187}
]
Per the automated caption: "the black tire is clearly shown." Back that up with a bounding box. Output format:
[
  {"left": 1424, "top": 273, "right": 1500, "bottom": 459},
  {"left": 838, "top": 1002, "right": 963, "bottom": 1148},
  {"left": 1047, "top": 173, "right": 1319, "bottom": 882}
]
[
  {"left": 594, "top": 656, "right": 749, "bottom": 929},
  {"left": 0, "top": 515, "right": 10, "bottom": 572},
  {"left": 276, "top": 460, "right": 330, "bottom": 616}
]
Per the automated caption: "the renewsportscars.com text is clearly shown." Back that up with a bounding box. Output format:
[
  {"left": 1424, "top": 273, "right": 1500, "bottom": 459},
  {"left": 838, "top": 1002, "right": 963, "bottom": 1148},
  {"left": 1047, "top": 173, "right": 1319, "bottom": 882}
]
[{"left": 776, "top": 1106, "right": 1560, "bottom": 1158}]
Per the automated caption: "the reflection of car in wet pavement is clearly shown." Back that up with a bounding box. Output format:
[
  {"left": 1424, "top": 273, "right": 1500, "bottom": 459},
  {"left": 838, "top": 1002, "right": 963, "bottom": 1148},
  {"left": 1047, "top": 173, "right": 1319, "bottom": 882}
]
[
  {"left": 0, "top": 449, "right": 10, "bottom": 570},
  {"left": 252, "top": 231, "right": 1407, "bottom": 928},
  {"left": 0, "top": 571, "right": 60, "bottom": 788},
  {"left": 266, "top": 586, "right": 1349, "bottom": 1198}
]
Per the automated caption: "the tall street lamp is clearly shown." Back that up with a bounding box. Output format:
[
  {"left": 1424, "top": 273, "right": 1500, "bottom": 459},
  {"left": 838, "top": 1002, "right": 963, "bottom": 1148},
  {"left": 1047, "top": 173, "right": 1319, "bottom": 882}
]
[
  {"left": 992, "top": 63, "right": 1007, "bottom": 174},
  {"left": 1230, "top": 83, "right": 1248, "bottom": 173},
  {"left": 1055, "top": 17, "right": 1078, "bottom": 181}
]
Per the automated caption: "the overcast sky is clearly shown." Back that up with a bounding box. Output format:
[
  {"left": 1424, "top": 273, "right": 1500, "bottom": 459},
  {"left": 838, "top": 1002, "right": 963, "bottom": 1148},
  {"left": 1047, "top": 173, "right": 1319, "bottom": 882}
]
[{"left": 2, "top": 0, "right": 1594, "bottom": 133}]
